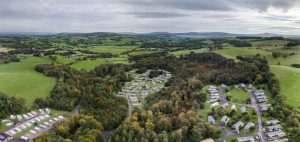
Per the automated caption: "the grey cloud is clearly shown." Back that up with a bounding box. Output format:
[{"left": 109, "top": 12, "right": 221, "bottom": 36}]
[
  {"left": 124, "top": 0, "right": 233, "bottom": 11},
  {"left": 127, "top": 11, "right": 188, "bottom": 18},
  {"left": 231, "top": 0, "right": 297, "bottom": 12},
  {"left": 0, "top": 0, "right": 299, "bottom": 34}
]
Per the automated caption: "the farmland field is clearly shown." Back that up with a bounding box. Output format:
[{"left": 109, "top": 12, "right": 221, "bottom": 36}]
[
  {"left": 83, "top": 45, "right": 136, "bottom": 54},
  {"left": 0, "top": 57, "right": 56, "bottom": 106},
  {"left": 214, "top": 47, "right": 270, "bottom": 61},
  {"left": 270, "top": 65, "right": 300, "bottom": 109},
  {"left": 71, "top": 57, "right": 130, "bottom": 70}
]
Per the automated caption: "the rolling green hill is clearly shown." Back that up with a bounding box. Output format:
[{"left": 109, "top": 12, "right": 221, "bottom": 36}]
[
  {"left": 0, "top": 57, "right": 56, "bottom": 106},
  {"left": 270, "top": 65, "right": 300, "bottom": 109}
]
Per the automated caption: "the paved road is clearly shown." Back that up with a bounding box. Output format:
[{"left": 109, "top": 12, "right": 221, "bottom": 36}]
[
  {"left": 124, "top": 81, "right": 145, "bottom": 118},
  {"left": 219, "top": 87, "right": 228, "bottom": 104},
  {"left": 248, "top": 89, "right": 266, "bottom": 142}
]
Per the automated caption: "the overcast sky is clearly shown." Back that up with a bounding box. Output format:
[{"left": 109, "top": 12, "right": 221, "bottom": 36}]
[{"left": 1, "top": 0, "right": 300, "bottom": 34}]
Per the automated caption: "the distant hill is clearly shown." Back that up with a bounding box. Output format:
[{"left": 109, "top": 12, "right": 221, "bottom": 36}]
[{"left": 0, "top": 31, "right": 298, "bottom": 39}]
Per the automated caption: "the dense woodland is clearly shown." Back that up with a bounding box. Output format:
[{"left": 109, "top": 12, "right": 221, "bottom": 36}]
[
  {"left": 107, "top": 53, "right": 274, "bottom": 142},
  {"left": 0, "top": 92, "right": 26, "bottom": 119},
  {"left": 34, "top": 64, "right": 130, "bottom": 130}
]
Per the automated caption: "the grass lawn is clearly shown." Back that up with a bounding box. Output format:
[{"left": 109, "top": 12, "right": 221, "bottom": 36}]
[
  {"left": 71, "top": 57, "right": 130, "bottom": 71},
  {"left": 227, "top": 89, "right": 250, "bottom": 104},
  {"left": 83, "top": 45, "right": 135, "bottom": 55},
  {"left": 0, "top": 57, "right": 56, "bottom": 107},
  {"left": 270, "top": 65, "right": 300, "bottom": 109},
  {"left": 170, "top": 48, "right": 210, "bottom": 56}
]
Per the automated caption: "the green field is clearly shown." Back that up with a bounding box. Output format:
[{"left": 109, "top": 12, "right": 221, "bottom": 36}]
[
  {"left": 0, "top": 57, "right": 56, "bottom": 106},
  {"left": 55, "top": 55, "right": 76, "bottom": 64},
  {"left": 227, "top": 89, "right": 250, "bottom": 104},
  {"left": 270, "top": 65, "right": 300, "bottom": 109},
  {"left": 83, "top": 45, "right": 136, "bottom": 54},
  {"left": 71, "top": 57, "right": 130, "bottom": 70},
  {"left": 170, "top": 48, "right": 210, "bottom": 56},
  {"left": 214, "top": 47, "right": 270, "bottom": 61}
]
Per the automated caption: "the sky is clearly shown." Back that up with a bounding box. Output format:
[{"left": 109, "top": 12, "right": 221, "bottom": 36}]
[{"left": 0, "top": 0, "right": 300, "bottom": 34}]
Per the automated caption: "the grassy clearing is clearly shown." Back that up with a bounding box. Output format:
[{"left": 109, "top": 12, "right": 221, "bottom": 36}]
[
  {"left": 83, "top": 45, "right": 135, "bottom": 54},
  {"left": 227, "top": 89, "right": 250, "bottom": 104},
  {"left": 71, "top": 57, "right": 130, "bottom": 71},
  {"left": 270, "top": 65, "right": 300, "bottom": 109},
  {"left": 0, "top": 57, "right": 56, "bottom": 106},
  {"left": 170, "top": 48, "right": 210, "bottom": 56}
]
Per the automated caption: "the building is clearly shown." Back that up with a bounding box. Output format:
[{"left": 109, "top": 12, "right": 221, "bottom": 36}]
[
  {"left": 221, "top": 84, "right": 228, "bottom": 89},
  {"left": 200, "top": 138, "right": 215, "bottom": 142},
  {"left": 267, "top": 130, "right": 286, "bottom": 140},
  {"left": 257, "top": 98, "right": 269, "bottom": 103},
  {"left": 260, "top": 106, "right": 269, "bottom": 112},
  {"left": 236, "top": 136, "right": 255, "bottom": 142},
  {"left": 269, "top": 138, "right": 289, "bottom": 142},
  {"left": 221, "top": 115, "right": 230, "bottom": 125},
  {"left": 266, "top": 119, "right": 280, "bottom": 125},
  {"left": 266, "top": 125, "right": 282, "bottom": 132},
  {"left": 222, "top": 102, "right": 229, "bottom": 108},
  {"left": 244, "top": 122, "right": 255, "bottom": 130},
  {"left": 248, "top": 84, "right": 254, "bottom": 89},
  {"left": 210, "top": 102, "right": 219, "bottom": 108},
  {"left": 208, "top": 116, "right": 215, "bottom": 124},
  {"left": 0, "top": 133, "right": 13, "bottom": 142},
  {"left": 234, "top": 85, "right": 240, "bottom": 89},
  {"left": 241, "top": 106, "right": 247, "bottom": 114},
  {"left": 231, "top": 104, "right": 236, "bottom": 111},
  {"left": 240, "top": 83, "right": 246, "bottom": 89},
  {"left": 232, "top": 121, "right": 244, "bottom": 130}
]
